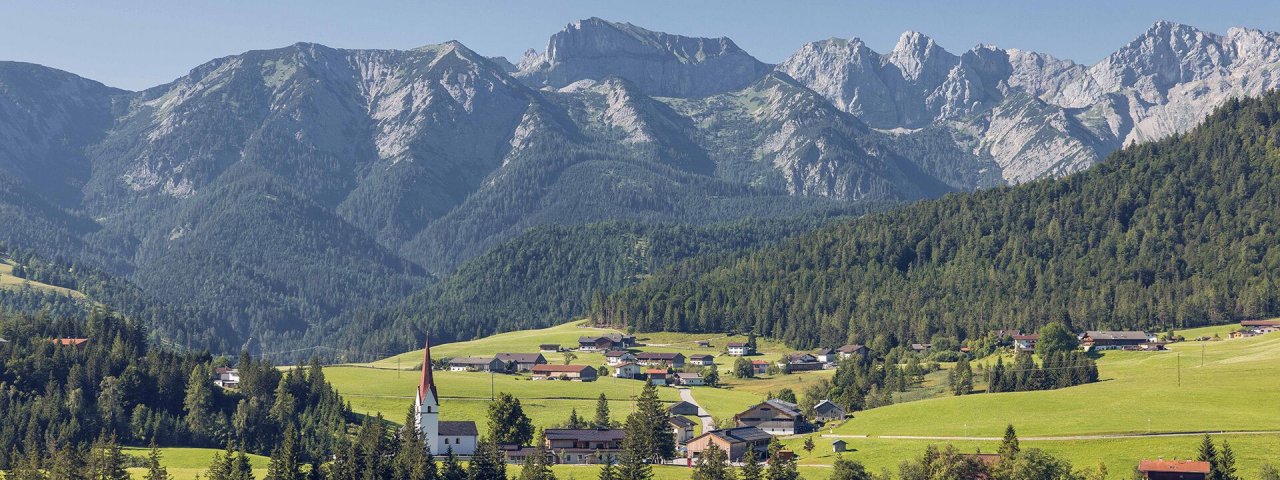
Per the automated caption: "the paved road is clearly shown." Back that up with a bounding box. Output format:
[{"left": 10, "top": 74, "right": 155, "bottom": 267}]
[
  {"left": 679, "top": 387, "right": 717, "bottom": 433},
  {"left": 822, "top": 430, "right": 1280, "bottom": 441}
]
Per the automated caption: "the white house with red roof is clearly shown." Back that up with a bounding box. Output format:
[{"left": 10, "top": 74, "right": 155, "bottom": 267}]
[{"left": 416, "top": 336, "right": 479, "bottom": 455}]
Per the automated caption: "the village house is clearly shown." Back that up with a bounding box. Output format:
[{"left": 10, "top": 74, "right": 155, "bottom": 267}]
[
  {"left": 696, "top": 340, "right": 712, "bottom": 348},
  {"left": 448, "top": 357, "right": 505, "bottom": 372},
  {"left": 530, "top": 364, "right": 598, "bottom": 381},
  {"left": 645, "top": 369, "right": 669, "bottom": 386},
  {"left": 669, "top": 416, "right": 696, "bottom": 444},
  {"left": 811, "top": 348, "right": 836, "bottom": 364},
  {"left": 544, "top": 429, "right": 626, "bottom": 464},
  {"left": 836, "top": 344, "right": 869, "bottom": 359},
  {"left": 686, "top": 426, "right": 772, "bottom": 462},
  {"left": 1012, "top": 334, "right": 1039, "bottom": 352},
  {"left": 416, "top": 337, "right": 480, "bottom": 456},
  {"left": 910, "top": 343, "right": 932, "bottom": 354},
  {"left": 495, "top": 353, "right": 548, "bottom": 372},
  {"left": 1138, "top": 459, "right": 1211, "bottom": 480},
  {"left": 674, "top": 372, "right": 704, "bottom": 386},
  {"left": 733, "top": 399, "right": 809, "bottom": 435},
  {"left": 1080, "top": 331, "right": 1154, "bottom": 350},
  {"left": 539, "top": 344, "right": 560, "bottom": 353},
  {"left": 635, "top": 352, "right": 685, "bottom": 368},
  {"left": 750, "top": 360, "right": 770, "bottom": 375},
  {"left": 778, "top": 353, "right": 823, "bottom": 372},
  {"left": 726, "top": 342, "right": 754, "bottom": 356},
  {"left": 687, "top": 353, "right": 715, "bottom": 366},
  {"left": 668, "top": 401, "right": 700, "bottom": 416},
  {"left": 577, "top": 333, "right": 636, "bottom": 352},
  {"left": 1238, "top": 319, "right": 1280, "bottom": 336},
  {"left": 604, "top": 350, "right": 637, "bottom": 366},
  {"left": 812, "top": 400, "right": 847, "bottom": 423},
  {"left": 613, "top": 362, "right": 642, "bottom": 379},
  {"left": 213, "top": 367, "right": 241, "bottom": 389}
]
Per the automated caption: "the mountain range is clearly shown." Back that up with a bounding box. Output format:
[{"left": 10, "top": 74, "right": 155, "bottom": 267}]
[{"left": 0, "top": 18, "right": 1277, "bottom": 353}]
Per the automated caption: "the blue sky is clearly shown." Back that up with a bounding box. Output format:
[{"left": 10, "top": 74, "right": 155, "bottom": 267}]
[{"left": 2, "top": 0, "right": 1277, "bottom": 91}]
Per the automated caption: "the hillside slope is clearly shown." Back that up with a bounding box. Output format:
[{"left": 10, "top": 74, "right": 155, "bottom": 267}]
[{"left": 597, "top": 90, "right": 1280, "bottom": 347}]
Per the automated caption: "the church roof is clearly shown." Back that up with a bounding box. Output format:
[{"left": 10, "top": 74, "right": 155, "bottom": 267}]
[
  {"left": 419, "top": 337, "right": 439, "bottom": 404},
  {"left": 440, "top": 421, "right": 478, "bottom": 436}
]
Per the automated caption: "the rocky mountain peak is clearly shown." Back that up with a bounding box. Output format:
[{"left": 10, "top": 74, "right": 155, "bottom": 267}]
[{"left": 887, "top": 31, "right": 956, "bottom": 81}]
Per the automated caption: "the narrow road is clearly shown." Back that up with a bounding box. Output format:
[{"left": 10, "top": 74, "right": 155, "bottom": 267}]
[
  {"left": 822, "top": 430, "right": 1280, "bottom": 441},
  {"left": 678, "top": 387, "right": 717, "bottom": 433}
]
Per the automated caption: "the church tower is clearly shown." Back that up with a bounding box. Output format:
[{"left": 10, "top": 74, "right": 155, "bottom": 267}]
[{"left": 415, "top": 336, "right": 440, "bottom": 453}]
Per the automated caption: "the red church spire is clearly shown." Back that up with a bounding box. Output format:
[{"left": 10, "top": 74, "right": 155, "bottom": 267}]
[{"left": 418, "top": 335, "right": 438, "bottom": 404}]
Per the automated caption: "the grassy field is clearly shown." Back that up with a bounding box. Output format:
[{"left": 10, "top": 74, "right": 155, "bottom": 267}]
[
  {"left": 0, "top": 258, "right": 88, "bottom": 299},
  {"left": 121, "top": 447, "right": 269, "bottom": 480}
]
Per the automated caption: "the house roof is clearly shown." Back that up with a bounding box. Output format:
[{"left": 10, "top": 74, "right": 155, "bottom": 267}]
[
  {"left": 214, "top": 367, "right": 239, "bottom": 375},
  {"left": 496, "top": 353, "right": 545, "bottom": 363},
  {"left": 603, "top": 350, "right": 630, "bottom": 357},
  {"left": 1011, "top": 334, "right": 1040, "bottom": 341},
  {"left": 539, "top": 344, "right": 559, "bottom": 348},
  {"left": 1138, "top": 460, "right": 1211, "bottom": 474},
  {"left": 668, "top": 401, "right": 697, "bottom": 412},
  {"left": 615, "top": 362, "right": 639, "bottom": 368},
  {"left": 1241, "top": 319, "right": 1280, "bottom": 327},
  {"left": 812, "top": 347, "right": 835, "bottom": 355},
  {"left": 419, "top": 337, "right": 438, "bottom": 403},
  {"left": 449, "top": 356, "right": 499, "bottom": 365},
  {"left": 636, "top": 352, "right": 683, "bottom": 360},
  {"left": 51, "top": 338, "right": 89, "bottom": 346},
  {"left": 702, "top": 426, "right": 772, "bottom": 444},
  {"left": 750, "top": 360, "right": 770, "bottom": 365},
  {"left": 831, "top": 439, "right": 847, "bottom": 446},
  {"left": 688, "top": 354, "right": 714, "bottom": 360},
  {"left": 675, "top": 373, "right": 702, "bottom": 380},
  {"left": 1084, "top": 331, "right": 1150, "bottom": 341},
  {"left": 814, "top": 400, "right": 844, "bottom": 412},
  {"left": 645, "top": 369, "right": 668, "bottom": 375},
  {"left": 836, "top": 344, "right": 866, "bottom": 353},
  {"left": 531, "top": 364, "right": 594, "bottom": 374},
  {"left": 669, "top": 416, "right": 697, "bottom": 428},
  {"left": 782, "top": 353, "right": 819, "bottom": 363},
  {"left": 439, "top": 421, "right": 478, "bottom": 436},
  {"left": 910, "top": 343, "right": 932, "bottom": 350},
  {"left": 762, "top": 399, "right": 801, "bottom": 417},
  {"left": 726, "top": 342, "right": 748, "bottom": 347},
  {"left": 545, "top": 429, "right": 626, "bottom": 443}
]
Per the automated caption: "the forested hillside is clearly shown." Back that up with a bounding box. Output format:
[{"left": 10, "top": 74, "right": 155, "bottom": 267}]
[{"left": 594, "top": 91, "right": 1280, "bottom": 348}]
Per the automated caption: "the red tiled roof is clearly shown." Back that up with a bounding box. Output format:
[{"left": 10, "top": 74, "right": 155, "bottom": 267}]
[
  {"left": 645, "top": 369, "right": 668, "bottom": 375},
  {"left": 419, "top": 337, "right": 438, "bottom": 404},
  {"left": 1138, "top": 460, "right": 1210, "bottom": 474},
  {"left": 51, "top": 338, "right": 89, "bottom": 346},
  {"left": 750, "top": 360, "right": 770, "bottom": 365}
]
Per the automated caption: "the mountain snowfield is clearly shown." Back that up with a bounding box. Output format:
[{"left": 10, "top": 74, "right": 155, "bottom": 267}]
[{"left": 0, "top": 17, "right": 1277, "bottom": 351}]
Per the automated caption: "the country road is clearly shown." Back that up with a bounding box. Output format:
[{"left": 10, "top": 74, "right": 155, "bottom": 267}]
[
  {"left": 678, "top": 387, "right": 717, "bottom": 433},
  {"left": 822, "top": 430, "right": 1280, "bottom": 441}
]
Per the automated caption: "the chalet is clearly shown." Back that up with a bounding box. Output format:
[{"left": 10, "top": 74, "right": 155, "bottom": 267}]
[
  {"left": 687, "top": 354, "right": 716, "bottom": 366},
  {"left": 1081, "top": 331, "right": 1153, "bottom": 350},
  {"left": 635, "top": 352, "right": 685, "bottom": 368},
  {"left": 51, "top": 338, "right": 89, "bottom": 348},
  {"left": 778, "top": 353, "right": 823, "bottom": 372},
  {"left": 734, "top": 399, "right": 809, "bottom": 435},
  {"left": 696, "top": 340, "right": 712, "bottom": 348},
  {"left": 495, "top": 353, "right": 547, "bottom": 372},
  {"left": 668, "top": 401, "right": 700, "bottom": 416},
  {"left": 543, "top": 429, "right": 626, "bottom": 464},
  {"left": 613, "top": 362, "right": 642, "bottom": 379},
  {"left": 811, "top": 348, "right": 836, "bottom": 364},
  {"left": 1239, "top": 319, "right": 1280, "bottom": 335},
  {"left": 674, "top": 372, "right": 704, "bottom": 386},
  {"left": 669, "top": 416, "right": 696, "bottom": 444},
  {"left": 910, "top": 343, "right": 932, "bottom": 354},
  {"left": 1241, "top": 319, "right": 1280, "bottom": 328},
  {"left": 836, "top": 344, "right": 868, "bottom": 359},
  {"left": 448, "top": 357, "right": 505, "bottom": 372},
  {"left": 645, "top": 369, "right": 669, "bottom": 386},
  {"left": 415, "top": 337, "right": 480, "bottom": 456},
  {"left": 686, "top": 426, "right": 772, "bottom": 462},
  {"left": 604, "top": 350, "right": 637, "bottom": 366},
  {"left": 530, "top": 364, "right": 597, "bottom": 382},
  {"left": 213, "top": 367, "right": 241, "bottom": 389},
  {"left": 726, "top": 342, "right": 754, "bottom": 356},
  {"left": 750, "top": 360, "right": 770, "bottom": 375},
  {"left": 812, "top": 400, "right": 846, "bottom": 423},
  {"left": 1012, "top": 334, "right": 1039, "bottom": 352},
  {"left": 539, "top": 344, "right": 560, "bottom": 353},
  {"left": 1138, "top": 459, "right": 1211, "bottom": 480},
  {"left": 577, "top": 334, "right": 636, "bottom": 352}
]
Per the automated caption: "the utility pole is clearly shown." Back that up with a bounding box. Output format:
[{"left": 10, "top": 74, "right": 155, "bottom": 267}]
[
  {"left": 1201, "top": 344, "right": 1205, "bottom": 367},
  {"left": 491, "top": 370, "right": 495, "bottom": 401},
  {"left": 1177, "top": 352, "right": 1181, "bottom": 387}
]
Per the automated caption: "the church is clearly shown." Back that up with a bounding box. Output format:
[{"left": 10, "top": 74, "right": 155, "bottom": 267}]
[{"left": 416, "top": 336, "right": 480, "bottom": 455}]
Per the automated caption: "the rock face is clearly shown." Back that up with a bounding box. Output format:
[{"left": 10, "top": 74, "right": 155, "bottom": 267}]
[
  {"left": 516, "top": 17, "right": 773, "bottom": 98},
  {"left": 779, "top": 21, "right": 1280, "bottom": 183}
]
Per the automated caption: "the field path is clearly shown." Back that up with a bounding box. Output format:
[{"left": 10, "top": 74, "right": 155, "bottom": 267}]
[
  {"left": 823, "top": 430, "right": 1280, "bottom": 441},
  {"left": 679, "top": 388, "right": 717, "bottom": 433}
]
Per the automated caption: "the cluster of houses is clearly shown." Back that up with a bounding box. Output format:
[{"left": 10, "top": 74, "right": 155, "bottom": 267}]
[
  {"left": 448, "top": 353, "right": 550, "bottom": 373},
  {"left": 998, "top": 329, "right": 1165, "bottom": 352},
  {"left": 774, "top": 344, "right": 869, "bottom": 372},
  {"left": 1230, "top": 319, "right": 1280, "bottom": 338}
]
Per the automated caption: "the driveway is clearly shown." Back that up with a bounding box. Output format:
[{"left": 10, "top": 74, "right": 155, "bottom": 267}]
[{"left": 678, "top": 387, "right": 717, "bottom": 433}]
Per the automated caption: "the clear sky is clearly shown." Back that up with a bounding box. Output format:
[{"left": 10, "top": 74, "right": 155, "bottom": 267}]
[{"left": 2, "top": 0, "right": 1278, "bottom": 91}]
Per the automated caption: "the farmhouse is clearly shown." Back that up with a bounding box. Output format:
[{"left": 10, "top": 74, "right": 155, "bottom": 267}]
[
  {"left": 669, "top": 416, "right": 696, "bottom": 444},
  {"left": 836, "top": 344, "right": 868, "bottom": 359},
  {"left": 539, "top": 344, "right": 560, "bottom": 352},
  {"left": 544, "top": 428, "right": 625, "bottom": 464},
  {"left": 415, "top": 337, "right": 480, "bottom": 456},
  {"left": 1238, "top": 319, "right": 1280, "bottom": 336},
  {"left": 495, "top": 353, "right": 547, "bottom": 372},
  {"left": 604, "top": 350, "right": 637, "bottom": 365},
  {"left": 577, "top": 333, "right": 636, "bottom": 352},
  {"left": 668, "top": 401, "right": 700, "bottom": 416},
  {"left": 812, "top": 400, "right": 846, "bottom": 423},
  {"left": 613, "top": 362, "right": 642, "bottom": 379},
  {"left": 688, "top": 353, "right": 715, "bottom": 366},
  {"left": 449, "top": 357, "right": 505, "bottom": 372},
  {"left": 696, "top": 340, "right": 711, "bottom": 348},
  {"left": 778, "top": 353, "right": 823, "bottom": 372},
  {"left": 213, "top": 367, "right": 241, "bottom": 389},
  {"left": 673, "top": 372, "right": 704, "bottom": 386},
  {"left": 750, "top": 360, "right": 770, "bottom": 375},
  {"left": 1081, "top": 331, "right": 1153, "bottom": 350},
  {"left": 811, "top": 348, "right": 835, "bottom": 364},
  {"left": 1012, "top": 334, "right": 1039, "bottom": 352},
  {"left": 530, "top": 364, "right": 598, "bottom": 381},
  {"left": 910, "top": 343, "right": 932, "bottom": 354},
  {"left": 1137, "top": 459, "right": 1211, "bottom": 480},
  {"left": 686, "top": 426, "right": 772, "bottom": 462},
  {"left": 645, "top": 369, "right": 669, "bottom": 386},
  {"left": 726, "top": 342, "right": 754, "bottom": 356},
  {"left": 635, "top": 352, "right": 685, "bottom": 368},
  {"left": 734, "top": 399, "right": 809, "bottom": 435}
]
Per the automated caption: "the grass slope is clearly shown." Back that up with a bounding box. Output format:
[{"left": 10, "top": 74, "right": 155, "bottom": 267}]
[
  {"left": 0, "top": 258, "right": 87, "bottom": 299},
  {"left": 122, "top": 447, "right": 269, "bottom": 480}
]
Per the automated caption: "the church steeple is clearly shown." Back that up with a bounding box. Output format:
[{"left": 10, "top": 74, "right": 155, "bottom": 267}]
[{"left": 418, "top": 336, "right": 439, "bottom": 404}]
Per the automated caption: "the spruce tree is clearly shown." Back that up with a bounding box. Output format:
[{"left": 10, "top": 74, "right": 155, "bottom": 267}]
[
  {"left": 48, "top": 441, "right": 87, "bottom": 480},
  {"left": 266, "top": 424, "right": 301, "bottom": 480},
  {"left": 1197, "top": 434, "right": 1218, "bottom": 477},
  {"left": 143, "top": 440, "right": 171, "bottom": 480},
  {"left": 567, "top": 409, "right": 584, "bottom": 429},
  {"left": 488, "top": 393, "right": 535, "bottom": 446},
  {"left": 598, "top": 458, "right": 617, "bottom": 480},
  {"left": 763, "top": 445, "right": 797, "bottom": 480},
  {"left": 518, "top": 429, "right": 555, "bottom": 480},
  {"left": 206, "top": 443, "right": 235, "bottom": 480},
  {"left": 615, "top": 438, "right": 652, "bottom": 480},
  {"left": 594, "top": 393, "right": 611, "bottom": 429},
  {"left": 87, "top": 433, "right": 131, "bottom": 480},
  {"left": 230, "top": 445, "right": 255, "bottom": 480},
  {"left": 1216, "top": 440, "right": 1237, "bottom": 480},
  {"left": 692, "top": 443, "right": 735, "bottom": 480},
  {"left": 393, "top": 405, "right": 435, "bottom": 480},
  {"left": 466, "top": 438, "right": 506, "bottom": 480},
  {"left": 738, "top": 447, "right": 763, "bottom": 480},
  {"left": 998, "top": 425, "right": 1020, "bottom": 459},
  {"left": 630, "top": 383, "right": 674, "bottom": 461},
  {"left": 438, "top": 448, "right": 466, "bottom": 480},
  {"left": 184, "top": 365, "right": 217, "bottom": 444}
]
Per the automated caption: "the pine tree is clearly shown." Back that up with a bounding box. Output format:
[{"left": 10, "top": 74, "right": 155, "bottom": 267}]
[
  {"left": 594, "top": 393, "right": 612, "bottom": 429},
  {"left": 87, "top": 433, "right": 131, "bottom": 480},
  {"left": 143, "top": 440, "right": 171, "bottom": 480},
  {"left": 828, "top": 456, "right": 871, "bottom": 480},
  {"left": 764, "top": 443, "right": 797, "bottom": 480},
  {"left": 488, "top": 392, "right": 535, "bottom": 446},
  {"left": 438, "top": 448, "right": 466, "bottom": 480},
  {"left": 598, "top": 458, "right": 617, "bottom": 480},
  {"left": 951, "top": 357, "right": 973, "bottom": 395},
  {"left": 230, "top": 445, "right": 255, "bottom": 480},
  {"left": 738, "top": 447, "right": 763, "bottom": 480},
  {"left": 206, "top": 443, "right": 236, "bottom": 480},
  {"left": 184, "top": 365, "right": 217, "bottom": 444},
  {"left": 998, "top": 424, "right": 1020, "bottom": 459},
  {"left": 48, "top": 441, "right": 86, "bottom": 480},
  {"left": 9, "top": 445, "right": 44, "bottom": 480},
  {"left": 466, "top": 438, "right": 506, "bottom": 480},
  {"left": 615, "top": 438, "right": 652, "bottom": 480},
  {"left": 1216, "top": 440, "right": 1237, "bottom": 480},
  {"left": 518, "top": 429, "right": 555, "bottom": 480},
  {"left": 567, "top": 409, "right": 585, "bottom": 429},
  {"left": 692, "top": 443, "right": 735, "bottom": 480},
  {"left": 1197, "top": 434, "right": 1219, "bottom": 478},
  {"left": 802, "top": 437, "right": 815, "bottom": 456},
  {"left": 266, "top": 424, "right": 301, "bottom": 480},
  {"left": 630, "top": 383, "right": 674, "bottom": 461},
  {"left": 393, "top": 405, "right": 436, "bottom": 480}
]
